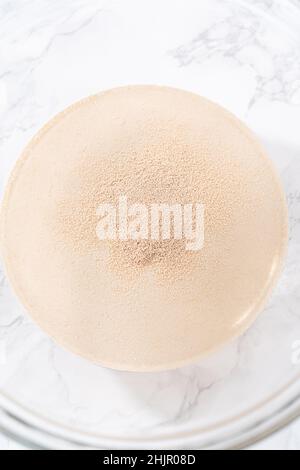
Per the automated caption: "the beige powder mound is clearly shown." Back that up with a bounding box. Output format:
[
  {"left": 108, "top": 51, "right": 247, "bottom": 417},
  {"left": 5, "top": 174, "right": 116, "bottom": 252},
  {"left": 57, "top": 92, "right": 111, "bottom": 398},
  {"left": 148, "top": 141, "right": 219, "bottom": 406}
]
[{"left": 0, "top": 86, "right": 288, "bottom": 371}]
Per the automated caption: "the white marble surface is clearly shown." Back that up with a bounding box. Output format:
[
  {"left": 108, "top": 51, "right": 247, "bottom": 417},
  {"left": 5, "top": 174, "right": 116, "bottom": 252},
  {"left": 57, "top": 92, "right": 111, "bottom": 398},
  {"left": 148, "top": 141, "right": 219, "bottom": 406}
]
[{"left": 0, "top": 0, "right": 300, "bottom": 450}]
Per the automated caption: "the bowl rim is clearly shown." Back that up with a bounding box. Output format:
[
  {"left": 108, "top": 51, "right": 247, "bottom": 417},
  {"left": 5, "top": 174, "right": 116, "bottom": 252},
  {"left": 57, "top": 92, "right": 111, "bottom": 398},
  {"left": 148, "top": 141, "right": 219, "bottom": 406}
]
[{"left": 0, "top": 370, "right": 300, "bottom": 449}]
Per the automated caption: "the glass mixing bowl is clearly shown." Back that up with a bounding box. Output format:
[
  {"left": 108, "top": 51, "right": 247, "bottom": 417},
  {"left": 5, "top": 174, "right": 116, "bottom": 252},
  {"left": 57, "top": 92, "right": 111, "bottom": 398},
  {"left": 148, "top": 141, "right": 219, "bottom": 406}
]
[{"left": 0, "top": 0, "right": 300, "bottom": 450}]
